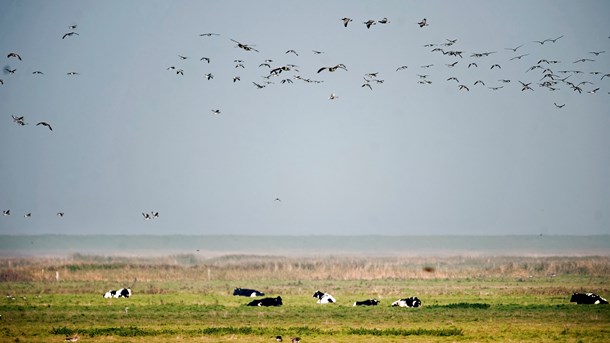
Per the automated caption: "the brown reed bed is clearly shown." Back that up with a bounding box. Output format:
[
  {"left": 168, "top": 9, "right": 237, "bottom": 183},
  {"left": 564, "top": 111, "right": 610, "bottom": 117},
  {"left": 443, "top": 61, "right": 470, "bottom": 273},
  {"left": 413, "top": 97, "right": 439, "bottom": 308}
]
[{"left": 1, "top": 254, "right": 609, "bottom": 283}]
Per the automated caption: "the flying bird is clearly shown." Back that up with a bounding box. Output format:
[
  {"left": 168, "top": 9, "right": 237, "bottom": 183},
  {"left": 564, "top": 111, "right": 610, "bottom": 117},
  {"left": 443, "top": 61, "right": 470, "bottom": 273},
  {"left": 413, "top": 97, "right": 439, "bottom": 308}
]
[
  {"left": 12, "top": 115, "right": 26, "bottom": 125},
  {"left": 573, "top": 58, "right": 595, "bottom": 63},
  {"left": 62, "top": 32, "right": 79, "bottom": 39},
  {"left": 2, "top": 210, "right": 9, "bottom": 216},
  {"left": 285, "top": 49, "right": 298, "bottom": 56},
  {"left": 589, "top": 51, "right": 605, "bottom": 56},
  {"left": 204, "top": 73, "right": 213, "bottom": 80},
  {"left": 547, "top": 35, "right": 564, "bottom": 43},
  {"left": 329, "top": 93, "right": 339, "bottom": 99},
  {"left": 340, "top": 17, "right": 352, "bottom": 27},
  {"left": 66, "top": 72, "right": 79, "bottom": 75},
  {"left": 200, "top": 57, "right": 210, "bottom": 63},
  {"left": 378, "top": 17, "right": 390, "bottom": 24},
  {"left": 24, "top": 213, "right": 32, "bottom": 218},
  {"left": 364, "top": 20, "right": 376, "bottom": 29},
  {"left": 36, "top": 122, "right": 53, "bottom": 131},
  {"left": 57, "top": 212, "right": 65, "bottom": 217},
  {"left": 317, "top": 64, "right": 347, "bottom": 73},
  {"left": 417, "top": 18, "right": 428, "bottom": 27},
  {"left": 211, "top": 109, "right": 221, "bottom": 115},
  {"left": 32, "top": 71, "right": 44, "bottom": 75},
  {"left": 510, "top": 54, "right": 529, "bottom": 60},
  {"left": 554, "top": 103, "right": 565, "bottom": 108},
  {"left": 231, "top": 39, "right": 259, "bottom": 52},
  {"left": 199, "top": 33, "right": 220, "bottom": 37},
  {"left": 5, "top": 67, "right": 16, "bottom": 74},
  {"left": 519, "top": 81, "right": 533, "bottom": 91},
  {"left": 396, "top": 65, "right": 408, "bottom": 71},
  {"left": 7, "top": 52, "right": 22, "bottom": 61},
  {"left": 505, "top": 44, "right": 524, "bottom": 52}
]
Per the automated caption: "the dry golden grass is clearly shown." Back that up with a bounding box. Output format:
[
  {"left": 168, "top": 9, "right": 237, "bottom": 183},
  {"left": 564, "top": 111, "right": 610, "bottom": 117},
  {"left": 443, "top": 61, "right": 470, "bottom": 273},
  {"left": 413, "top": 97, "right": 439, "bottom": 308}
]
[{"left": 1, "top": 254, "right": 609, "bottom": 283}]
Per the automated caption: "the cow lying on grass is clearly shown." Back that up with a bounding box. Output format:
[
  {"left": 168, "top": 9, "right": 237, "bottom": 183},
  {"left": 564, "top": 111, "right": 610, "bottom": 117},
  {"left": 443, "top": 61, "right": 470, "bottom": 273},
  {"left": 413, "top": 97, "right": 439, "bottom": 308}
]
[
  {"left": 233, "top": 287, "right": 265, "bottom": 297},
  {"left": 313, "top": 290, "right": 336, "bottom": 304},
  {"left": 103, "top": 288, "right": 132, "bottom": 298},
  {"left": 247, "top": 296, "right": 283, "bottom": 306},
  {"left": 353, "top": 299, "right": 380, "bottom": 306},
  {"left": 570, "top": 292, "right": 608, "bottom": 304},
  {"left": 392, "top": 296, "right": 421, "bottom": 308}
]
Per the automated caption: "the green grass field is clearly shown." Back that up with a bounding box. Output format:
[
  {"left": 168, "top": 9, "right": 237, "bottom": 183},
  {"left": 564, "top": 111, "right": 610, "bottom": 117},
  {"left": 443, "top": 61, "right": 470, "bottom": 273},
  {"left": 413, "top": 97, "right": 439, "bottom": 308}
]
[{"left": 1, "top": 255, "right": 609, "bottom": 342}]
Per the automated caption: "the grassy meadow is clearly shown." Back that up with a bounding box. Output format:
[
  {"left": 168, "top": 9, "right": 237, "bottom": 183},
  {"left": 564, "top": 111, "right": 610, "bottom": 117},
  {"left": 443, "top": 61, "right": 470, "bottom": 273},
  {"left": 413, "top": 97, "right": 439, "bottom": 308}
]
[{"left": 1, "top": 254, "right": 609, "bottom": 342}]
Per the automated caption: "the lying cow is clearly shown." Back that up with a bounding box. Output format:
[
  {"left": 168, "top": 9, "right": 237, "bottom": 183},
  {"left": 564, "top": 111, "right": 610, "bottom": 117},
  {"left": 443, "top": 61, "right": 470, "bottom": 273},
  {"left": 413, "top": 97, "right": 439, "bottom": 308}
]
[
  {"left": 247, "top": 296, "right": 283, "bottom": 307},
  {"left": 103, "top": 288, "right": 132, "bottom": 298},
  {"left": 313, "top": 290, "right": 336, "bottom": 304},
  {"left": 233, "top": 287, "right": 265, "bottom": 297},
  {"left": 392, "top": 296, "right": 421, "bottom": 308},
  {"left": 570, "top": 292, "right": 608, "bottom": 304},
  {"left": 353, "top": 299, "right": 380, "bottom": 306}
]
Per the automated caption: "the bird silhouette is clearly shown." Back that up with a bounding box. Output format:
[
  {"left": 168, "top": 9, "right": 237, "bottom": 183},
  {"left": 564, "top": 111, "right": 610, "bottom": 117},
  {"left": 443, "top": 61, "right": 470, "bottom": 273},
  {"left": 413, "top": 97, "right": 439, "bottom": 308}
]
[
  {"left": 62, "top": 32, "right": 79, "bottom": 39},
  {"left": 505, "top": 44, "right": 524, "bottom": 52},
  {"left": 36, "top": 122, "right": 53, "bottom": 131},
  {"left": 7, "top": 52, "right": 22, "bottom": 61},
  {"left": 317, "top": 64, "right": 347, "bottom": 73}
]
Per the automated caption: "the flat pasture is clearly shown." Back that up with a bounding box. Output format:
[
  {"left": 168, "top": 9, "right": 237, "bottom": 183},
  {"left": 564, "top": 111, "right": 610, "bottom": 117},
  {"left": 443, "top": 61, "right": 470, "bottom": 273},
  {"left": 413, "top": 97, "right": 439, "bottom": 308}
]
[{"left": 1, "top": 255, "right": 609, "bottom": 342}]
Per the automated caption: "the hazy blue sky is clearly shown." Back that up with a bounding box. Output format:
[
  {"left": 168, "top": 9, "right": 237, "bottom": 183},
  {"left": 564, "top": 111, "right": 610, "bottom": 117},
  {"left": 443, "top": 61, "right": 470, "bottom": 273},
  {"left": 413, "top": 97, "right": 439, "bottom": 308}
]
[{"left": 1, "top": 0, "right": 609, "bottom": 236}]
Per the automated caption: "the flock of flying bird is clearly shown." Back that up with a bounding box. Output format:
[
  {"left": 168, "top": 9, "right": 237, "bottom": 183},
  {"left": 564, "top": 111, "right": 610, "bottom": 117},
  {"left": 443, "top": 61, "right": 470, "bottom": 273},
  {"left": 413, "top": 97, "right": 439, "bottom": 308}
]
[
  {"left": 2, "top": 13, "right": 609, "bottom": 226},
  {"left": 158, "top": 15, "right": 608, "bottom": 113}
]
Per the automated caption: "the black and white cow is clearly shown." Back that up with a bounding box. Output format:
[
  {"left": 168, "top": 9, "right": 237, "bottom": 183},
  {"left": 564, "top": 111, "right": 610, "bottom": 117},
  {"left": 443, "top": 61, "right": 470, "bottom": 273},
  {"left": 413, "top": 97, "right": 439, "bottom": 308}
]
[
  {"left": 233, "top": 287, "right": 265, "bottom": 297},
  {"left": 570, "top": 292, "right": 608, "bottom": 305},
  {"left": 103, "top": 288, "right": 132, "bottom": 298},
  {"left": 313, "top": 290, "right": 336, "bottom": 304},
  {"left": 392, "top": 296, "right": 421, "bottom": 308},
  {"left": 247, "top": 296, "right": 283, "bottom": 307},
  {"left": 353, "top": 299, "right": 380, "bottom": 306}
]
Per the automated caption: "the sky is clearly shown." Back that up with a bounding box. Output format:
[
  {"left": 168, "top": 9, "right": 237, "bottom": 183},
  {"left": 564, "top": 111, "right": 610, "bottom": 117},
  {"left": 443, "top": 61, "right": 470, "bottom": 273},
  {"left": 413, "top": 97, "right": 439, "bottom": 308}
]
[{"left": 0, "top": 0, "right": 609, "bottom": 236}]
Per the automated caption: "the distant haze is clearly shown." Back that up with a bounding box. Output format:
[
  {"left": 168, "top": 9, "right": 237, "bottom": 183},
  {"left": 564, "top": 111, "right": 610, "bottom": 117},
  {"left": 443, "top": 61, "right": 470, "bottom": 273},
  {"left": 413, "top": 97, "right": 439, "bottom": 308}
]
[{"left": 1, "top": 1, "right": 609, "bottom": 236}]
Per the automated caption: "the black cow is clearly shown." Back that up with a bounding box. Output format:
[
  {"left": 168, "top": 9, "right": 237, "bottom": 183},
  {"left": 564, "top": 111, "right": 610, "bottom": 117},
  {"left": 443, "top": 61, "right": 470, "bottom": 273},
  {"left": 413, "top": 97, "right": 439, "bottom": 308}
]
[
  {"left": 392, "top": 296, "right": 421, "bottom": 308},
  {"left": 247, "top": 296, "right": 283, "bottom": 306},
  {"left": 353, "top": 299, "right": 380, "bottom": 306},
  {"left": 570, "top": 292, "right": 608, "bottom": 304},
  {"left": 233, "top": 287, "right": 265, "bottom": 297}
]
